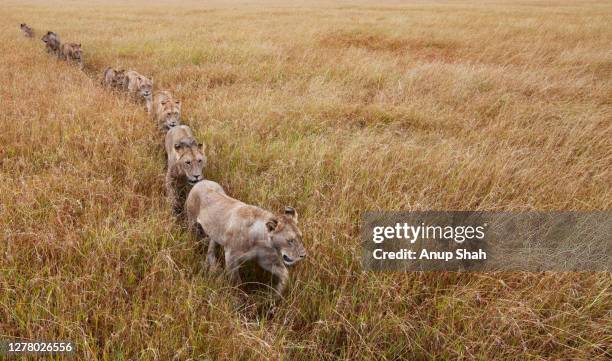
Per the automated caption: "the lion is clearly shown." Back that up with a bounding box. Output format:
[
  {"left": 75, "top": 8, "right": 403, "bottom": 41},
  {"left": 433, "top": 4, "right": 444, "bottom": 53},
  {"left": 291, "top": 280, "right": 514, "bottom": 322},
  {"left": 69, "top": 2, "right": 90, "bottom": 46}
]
[
  {"left": 59, "top": 43, "right": 83, "bottom": 69},
  {"left": 164, "top": 125, "right": 206, "bottom": 214},
  {"left": 124, "top": 70, "right": 153, "bottom": 112},
  {"left": 41, "top": 31, "right": 60, "bottom": 56},
  {"left": 102, "top": 67, "right": 126, "bottom": 89},
  {"left": 185, "top": 180, "right": 306, "bottom": 296},
  {"left": 154, "top": 91, "right": 181, "bottom": 130},
  {"left": 20, "top": 23, "right": 33, "bottom": 38}
]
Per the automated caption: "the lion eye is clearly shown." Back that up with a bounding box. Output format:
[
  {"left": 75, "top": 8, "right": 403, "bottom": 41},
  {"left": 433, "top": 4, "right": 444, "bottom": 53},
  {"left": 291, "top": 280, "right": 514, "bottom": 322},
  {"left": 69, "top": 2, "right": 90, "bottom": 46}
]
[
  {"left": 185, "top": 160, "right": 192, "bottom": 165},
  {"left": 198, "top": 159, "right": 202, "bottom": 163},
  {"left": 288, "top": 239, "right": 295, "bottom": 245}
]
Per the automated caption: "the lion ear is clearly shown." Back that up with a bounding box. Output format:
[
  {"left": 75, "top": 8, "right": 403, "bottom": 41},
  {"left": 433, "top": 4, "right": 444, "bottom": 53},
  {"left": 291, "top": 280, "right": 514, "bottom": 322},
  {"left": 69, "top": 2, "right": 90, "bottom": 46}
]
[
  {"left": 266, "top": 218, "right": 279, "bottom": 232},
  {"left": 284, "top": 207, "right": 298, "bottom": 222}
]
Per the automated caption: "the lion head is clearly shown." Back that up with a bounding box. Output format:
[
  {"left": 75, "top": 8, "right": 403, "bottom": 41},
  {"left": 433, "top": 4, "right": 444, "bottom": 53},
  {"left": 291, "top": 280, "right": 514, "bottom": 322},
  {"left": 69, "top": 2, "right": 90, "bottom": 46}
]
[
  {"left": 113, "top": 69, "right": 126, "bottom": 88},
  {"left": 160, "top": 98, "right": 181, "bottom": 129},
  {"left": 41, "top": 31, "right": 54, "bottom": 43},
  {"left": 139, "top": 77, "right": 153, "bottom": 100},
  {"left": 174, "top": 140, "right": 206, "bottom": 184},
  {"left": 72, "top": 43, "right": 83, "bottom": 62},
  {"left": 267, "top": 207, "right": 306, "bottom": 266}
]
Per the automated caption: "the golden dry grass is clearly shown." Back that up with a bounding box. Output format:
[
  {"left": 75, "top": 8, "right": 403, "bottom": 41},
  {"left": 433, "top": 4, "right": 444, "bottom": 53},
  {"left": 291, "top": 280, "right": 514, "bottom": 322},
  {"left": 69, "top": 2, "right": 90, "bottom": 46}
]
[{"left": 1, "top": 0, "right": 611, "bottom": 360}]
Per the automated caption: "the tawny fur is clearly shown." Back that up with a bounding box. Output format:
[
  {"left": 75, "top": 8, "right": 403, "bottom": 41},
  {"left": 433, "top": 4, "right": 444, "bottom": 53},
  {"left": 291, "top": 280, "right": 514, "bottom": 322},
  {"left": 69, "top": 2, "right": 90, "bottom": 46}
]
[
  {"left": 164, "top": 125, "right": 206, "bottom": 214},
  {"left": 185, "top": 180, "right": 306, "bottom": 296},
  {"left": 20, "top": 23, "right": 33, "bottom": 38},
  {"left": 41, "top": 31, "right": 60, "bottom": 56},
  {"left": 59, "top": 43, "right": 83, "bottom": 69},
  {"left": 102, "top": 67, "right": 126, "bottom": 89},
  {"left": 124, "top": 70, "right": 153, "bottom": 112},
  {"left": 154, "top": 91, "right": 181, "bottom": 130}
]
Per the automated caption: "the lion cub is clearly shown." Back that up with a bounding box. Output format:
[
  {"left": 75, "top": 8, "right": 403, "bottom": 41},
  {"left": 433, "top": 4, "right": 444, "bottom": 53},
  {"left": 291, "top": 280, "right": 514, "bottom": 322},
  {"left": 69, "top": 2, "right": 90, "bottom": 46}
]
[
  {"left": 20, "top": 23, "right": 33, "bottom": 38},
  {"left": 165, "top": 125, "right": 206, "bottom": 214},
  {"left": 185, "top": 180, "right": 306, "bottom": 296},
  {"left": 102, "top": 67, "right": 126, "bottom": 89},
  {"left": 154, "top": 91, "right": 181, "bottom": 130},
  {"left": 60, "top": 43, "right": 83, "bottom": 69},
  {"left": 41, "top": 31, "right": 60, "bottom": 56},
  {"left": 124, "top": 70, "right": 153, "bottom": 112}
]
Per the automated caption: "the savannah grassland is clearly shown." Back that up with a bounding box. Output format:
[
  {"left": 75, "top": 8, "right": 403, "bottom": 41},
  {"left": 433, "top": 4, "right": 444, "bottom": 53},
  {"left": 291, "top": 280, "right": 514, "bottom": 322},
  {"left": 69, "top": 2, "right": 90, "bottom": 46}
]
[{"left": 1, "top": 0, "right": 611, "bottom": 360}]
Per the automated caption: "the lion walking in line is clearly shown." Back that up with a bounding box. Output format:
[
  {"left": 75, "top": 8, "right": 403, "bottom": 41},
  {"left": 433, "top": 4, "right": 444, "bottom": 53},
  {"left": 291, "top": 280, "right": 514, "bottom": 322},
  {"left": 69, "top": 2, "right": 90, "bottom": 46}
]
[
  {"left": 41, "top": 31, "right": 60, "bottom": 56},
  {"left": 164, "top": 125, "right": 206, "bottom": 214},
  {"left": 124, "top": 70, "right": 154, "bottom": 112},
  {"left": 185, "top": 180, "right": 306, "bottom": 296},
  {"left": 20, "top": 23, "right": 34, "bottom": 38},
  {"left": 59, "top": 42, "right": 83, "bottom": 69}
]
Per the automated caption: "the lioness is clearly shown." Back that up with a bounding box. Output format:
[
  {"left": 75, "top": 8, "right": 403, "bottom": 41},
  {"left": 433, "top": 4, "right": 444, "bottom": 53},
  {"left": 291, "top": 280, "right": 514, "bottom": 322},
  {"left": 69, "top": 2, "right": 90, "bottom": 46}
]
[
  {"left": 102, "top": 67, "right": 126, "bottom": 89},
  {"left": 41, "top": 31, "right": 60, "bottom": 56},
  {"left": 20, "top": 23, "right": 33, "bottom": 38},
  {"left": 124, "top": 70, "right": 153, "bottom": 112},
  {"left": 154, "top": 91, "right": 181, "bottom": 130},
  {"left": 165, "top": 125, "right": 206, "bottom": 214},
  {"left": 185, "top": 180, "right": 306, "bottom": 296},
  {"left": 60, "top": 43, "right": 83, "bottom": 69}
]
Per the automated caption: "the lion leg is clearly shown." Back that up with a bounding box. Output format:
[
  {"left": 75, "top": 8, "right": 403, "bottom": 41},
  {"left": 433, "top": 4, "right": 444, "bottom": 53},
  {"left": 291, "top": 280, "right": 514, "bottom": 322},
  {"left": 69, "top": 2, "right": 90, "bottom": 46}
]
[
  {"left": 225, "top": 249, "right": 245, "bottom": 286},
  {"left": 227, "top": 245, "right": 290, "bottom": 297},
  {"left": 206, "top": 239, "right": 220, "bottom": 272},
  {"left": 256, "top": 253, "right": 289, "bottom": 297},
  {"left": 165, "top": 171, "right": 179, "bottom": 214},
  {"left": 272, "top": 266, "right": 289, "bottom": 296}
]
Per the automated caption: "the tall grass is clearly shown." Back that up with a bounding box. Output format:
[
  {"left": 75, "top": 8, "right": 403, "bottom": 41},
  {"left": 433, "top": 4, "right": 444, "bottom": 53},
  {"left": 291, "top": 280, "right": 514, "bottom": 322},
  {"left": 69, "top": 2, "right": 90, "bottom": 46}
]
[{"left": 0, "top": 0, "right": 610, "bottom": 359}]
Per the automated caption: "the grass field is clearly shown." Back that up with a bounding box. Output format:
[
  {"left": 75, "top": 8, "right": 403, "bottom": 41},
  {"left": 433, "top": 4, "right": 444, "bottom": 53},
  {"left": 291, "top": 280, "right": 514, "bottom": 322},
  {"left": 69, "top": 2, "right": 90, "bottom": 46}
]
[{"left": 1, "top": 0, "right": 611, "bottom": 359}]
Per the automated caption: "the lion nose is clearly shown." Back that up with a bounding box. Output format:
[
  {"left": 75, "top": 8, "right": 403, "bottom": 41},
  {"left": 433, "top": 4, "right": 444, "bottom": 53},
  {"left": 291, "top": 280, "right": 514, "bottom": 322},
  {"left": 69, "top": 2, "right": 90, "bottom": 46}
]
[{"left": 193, "top": 175, "right": 201, "bottom": 181}]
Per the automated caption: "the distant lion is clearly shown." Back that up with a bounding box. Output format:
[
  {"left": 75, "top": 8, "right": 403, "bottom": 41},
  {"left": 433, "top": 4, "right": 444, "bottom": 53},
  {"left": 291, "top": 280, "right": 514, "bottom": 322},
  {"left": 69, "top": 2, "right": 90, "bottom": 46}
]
[
  {"left": 59, "top": 43, "right": 83, "bottom": 69},
  {"left": 124, "top": 70, "right": 153, "bottom": 112},
  {"left": 185, "top": 180, "right": 306, "bottom": 296},
  {"left": 102, "top": 67, "right": 126, "bottom": 89},
  {"left": 41, "top": 31, "right": 60, "bottom": 56},
  {"left": 154, "top": 91, "right": 181, "bottom": 130},
  {"left": 20, "top": 23, "right": 33, "bottom": 38},
  {"left": 164, "top": 125, "right": 206, "bottom": 214}
]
